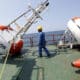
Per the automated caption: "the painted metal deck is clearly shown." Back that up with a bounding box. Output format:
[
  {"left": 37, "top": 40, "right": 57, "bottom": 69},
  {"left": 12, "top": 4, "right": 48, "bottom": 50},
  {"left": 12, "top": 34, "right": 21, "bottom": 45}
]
[{"left": 0, "top": 45, "right": 80, "bottom": 80}]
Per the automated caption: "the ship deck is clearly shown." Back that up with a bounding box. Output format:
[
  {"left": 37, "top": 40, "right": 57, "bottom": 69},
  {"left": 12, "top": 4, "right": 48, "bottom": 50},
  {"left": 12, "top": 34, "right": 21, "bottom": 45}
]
[{"left": 0, "top": 45, "right": 80, "bottom": 80}]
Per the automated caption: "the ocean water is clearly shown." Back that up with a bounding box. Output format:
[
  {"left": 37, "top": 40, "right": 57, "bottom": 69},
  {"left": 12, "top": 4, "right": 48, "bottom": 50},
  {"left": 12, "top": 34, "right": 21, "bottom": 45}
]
[{"left": 23, "top": 30, "right": 64, "bottom": 47}]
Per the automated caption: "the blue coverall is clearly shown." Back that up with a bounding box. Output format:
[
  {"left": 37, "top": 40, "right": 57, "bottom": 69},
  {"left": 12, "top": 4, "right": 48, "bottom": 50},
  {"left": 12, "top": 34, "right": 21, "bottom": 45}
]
[{"left": 38, "top": 32, "right": 50, "bottom": 57}]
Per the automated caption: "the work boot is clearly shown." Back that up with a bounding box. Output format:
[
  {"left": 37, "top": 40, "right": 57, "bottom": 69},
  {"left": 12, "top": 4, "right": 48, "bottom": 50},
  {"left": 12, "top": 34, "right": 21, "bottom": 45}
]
[
  {"left": 47, "top": 54, "right": 51, "bottom": 58},
  {"left": 38, "top": 55, "right": 42, "bottom": 57}
]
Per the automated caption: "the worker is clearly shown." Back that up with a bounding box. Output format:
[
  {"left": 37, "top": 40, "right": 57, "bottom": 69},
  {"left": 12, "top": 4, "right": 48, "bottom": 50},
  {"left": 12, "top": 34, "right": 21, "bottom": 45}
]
[{"left": 37, "top": 25, "right": 50, "bottom": 57}]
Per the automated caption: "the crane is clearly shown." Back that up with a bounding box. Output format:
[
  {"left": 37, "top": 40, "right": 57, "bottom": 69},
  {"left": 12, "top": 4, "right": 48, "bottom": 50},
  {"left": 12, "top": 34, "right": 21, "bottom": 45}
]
[{"left": 0, "top": 0, "right": 49, "bottom": 57}]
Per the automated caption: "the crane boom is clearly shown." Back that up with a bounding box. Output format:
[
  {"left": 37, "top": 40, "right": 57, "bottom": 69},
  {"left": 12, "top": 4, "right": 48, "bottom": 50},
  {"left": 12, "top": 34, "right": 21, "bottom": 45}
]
[{"left": 8, "top": 0, "right": 49, "bottom": 39}]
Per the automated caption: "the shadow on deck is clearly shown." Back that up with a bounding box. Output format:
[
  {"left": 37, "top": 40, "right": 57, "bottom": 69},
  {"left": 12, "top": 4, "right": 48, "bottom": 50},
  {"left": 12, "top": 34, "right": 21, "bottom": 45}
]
[{"left": 0, "top": 45, "right": 80, "bottom": 80}]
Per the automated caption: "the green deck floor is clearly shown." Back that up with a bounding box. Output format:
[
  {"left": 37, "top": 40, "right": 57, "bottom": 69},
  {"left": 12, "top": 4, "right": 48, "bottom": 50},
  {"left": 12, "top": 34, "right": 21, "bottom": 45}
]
[{"left": 0, "top": 45, "right": 80, "bottom": 80}]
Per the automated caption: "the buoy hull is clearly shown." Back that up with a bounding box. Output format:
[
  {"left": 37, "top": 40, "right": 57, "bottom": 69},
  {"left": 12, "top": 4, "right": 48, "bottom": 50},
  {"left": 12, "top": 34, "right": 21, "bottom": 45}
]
[{"left": 9, "top": 40, "right": 23, "bottom": 56}]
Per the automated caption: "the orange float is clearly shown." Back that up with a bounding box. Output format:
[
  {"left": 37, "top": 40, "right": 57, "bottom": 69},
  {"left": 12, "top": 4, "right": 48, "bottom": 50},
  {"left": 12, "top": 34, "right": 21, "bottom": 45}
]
[{"left": 71, "top": 59, "right": 80, "bottom": 68}]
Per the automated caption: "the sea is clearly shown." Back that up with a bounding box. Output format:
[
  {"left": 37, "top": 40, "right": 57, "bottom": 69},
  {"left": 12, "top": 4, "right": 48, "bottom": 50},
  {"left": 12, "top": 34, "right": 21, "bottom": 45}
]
[{"left": 22, "top": 30, "right": 65, "bottom": 47}]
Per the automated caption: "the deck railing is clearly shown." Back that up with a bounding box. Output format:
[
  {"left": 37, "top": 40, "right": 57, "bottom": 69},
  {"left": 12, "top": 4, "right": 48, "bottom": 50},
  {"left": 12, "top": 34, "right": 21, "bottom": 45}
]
[{"left": 23, "top": 33, "right": 74, "bottom": 47}]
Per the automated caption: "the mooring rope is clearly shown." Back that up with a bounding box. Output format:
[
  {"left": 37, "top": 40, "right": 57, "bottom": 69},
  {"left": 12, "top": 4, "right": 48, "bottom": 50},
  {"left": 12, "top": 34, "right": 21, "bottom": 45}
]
[{"left": 0, "top": 42, "right": 12, "bottom": 80}]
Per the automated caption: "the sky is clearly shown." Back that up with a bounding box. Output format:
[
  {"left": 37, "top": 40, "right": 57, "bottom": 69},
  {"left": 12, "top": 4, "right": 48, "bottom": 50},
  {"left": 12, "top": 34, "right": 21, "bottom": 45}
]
[{"left": 0, "top": 0, "right": 80, "bottom": 34}]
